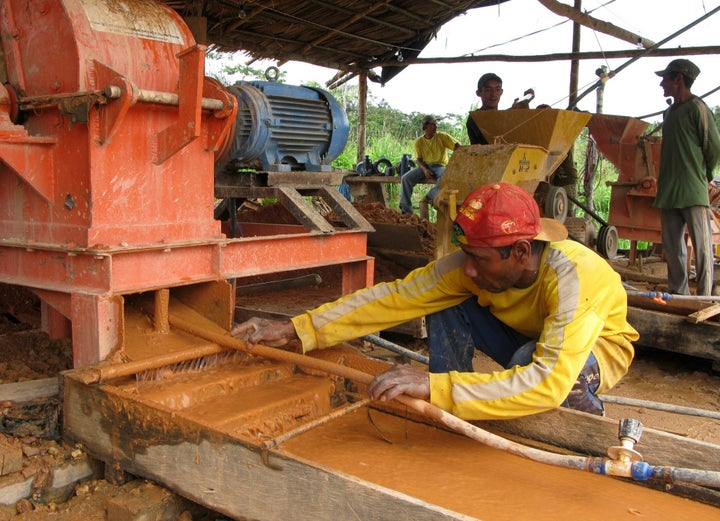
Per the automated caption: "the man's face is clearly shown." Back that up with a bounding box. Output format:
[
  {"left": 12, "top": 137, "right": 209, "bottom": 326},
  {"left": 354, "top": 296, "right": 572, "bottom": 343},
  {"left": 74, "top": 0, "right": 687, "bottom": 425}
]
[
  {"left": 424, "top": 121, "right": 437, "bottom": 137},
  {"left": 477, "top": 80, "right": 503, "bottom": 110},
  {"left": 659, "top": 73, "right": 681, "bottom": 98},
  {"left": 460, "top": 244, "right": 523, "bottom": 293}
]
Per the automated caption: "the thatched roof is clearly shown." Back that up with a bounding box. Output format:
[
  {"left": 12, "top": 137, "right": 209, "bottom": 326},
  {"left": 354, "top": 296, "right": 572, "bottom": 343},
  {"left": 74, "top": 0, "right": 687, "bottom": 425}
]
[{"left": 161, "top": 0, "right": 509, "bottom": 85}]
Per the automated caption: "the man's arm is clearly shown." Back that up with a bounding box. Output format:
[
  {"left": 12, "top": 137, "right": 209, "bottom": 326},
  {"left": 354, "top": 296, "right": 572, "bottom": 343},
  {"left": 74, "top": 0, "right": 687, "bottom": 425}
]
[
  {"left": 415, "top": 157, "right": 435, "bottom": 179},
  {"left": 703, "top": 104, "right": 720, "bottom": 180},
  {"left": 232, "top": 318, "right": 431, "bottom": 404},
  {"left": 413, "top": 137, "right": 434, "bottom": 178}
]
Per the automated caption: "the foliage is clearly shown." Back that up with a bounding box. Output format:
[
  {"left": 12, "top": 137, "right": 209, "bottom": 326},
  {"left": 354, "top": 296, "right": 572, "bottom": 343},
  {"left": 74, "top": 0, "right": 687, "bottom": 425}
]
[
  {"left": 328, "top": 86, "right": 465, "bottom": 215},
  {"left": 206, "top": 52, "right": 286, "bottom": 85}
]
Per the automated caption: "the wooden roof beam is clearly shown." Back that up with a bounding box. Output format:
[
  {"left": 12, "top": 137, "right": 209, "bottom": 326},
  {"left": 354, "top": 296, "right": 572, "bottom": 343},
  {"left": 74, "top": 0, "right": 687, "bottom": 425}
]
[
  {"left": 301, "top": 0, "right": 394, "bottom": 53},
  {"left": 225, "top": 4, "right": 270, "bottom": 33},
  {"left": 249, "top": 8, "right": 403, "bottom": 51},
  {"left": 211, "top": 34, "right": 367, "bottom": 72},
  {"left": 537, "top": 0, "right": 655, "bottom": 48},
  {"left": 303, "top": 0, "right": 416, "bottom": 37},
  {"left": 214, "top": 29, "right": 367, "bottom": 60},
  {"left": 370, "top": 45, "right": 720, "bottom": 67}
]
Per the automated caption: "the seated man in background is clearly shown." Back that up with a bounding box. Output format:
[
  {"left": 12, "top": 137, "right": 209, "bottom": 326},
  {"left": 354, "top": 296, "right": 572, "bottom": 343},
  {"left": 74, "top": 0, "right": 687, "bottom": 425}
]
[
  {"left": 399, "top": 115, "right": 460, "bottom": 215},
  {"left": 232, "top": 183, "right": 638, "bottom": 420}
]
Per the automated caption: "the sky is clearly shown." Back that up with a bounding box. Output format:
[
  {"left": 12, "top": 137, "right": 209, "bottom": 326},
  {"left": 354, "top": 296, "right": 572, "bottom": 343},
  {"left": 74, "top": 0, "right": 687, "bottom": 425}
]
[{"left": 265, "top": 0, "right": 720, "bottom": 124}]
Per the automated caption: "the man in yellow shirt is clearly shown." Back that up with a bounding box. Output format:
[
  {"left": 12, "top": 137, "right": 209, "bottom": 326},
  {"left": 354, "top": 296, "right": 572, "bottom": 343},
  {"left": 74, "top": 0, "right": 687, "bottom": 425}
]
[
  {"left": 399, "top": 115, "right": 460, "bottom": 214},
  {"left": 233, "top": 183, "right": 638, "bottom": 420}
]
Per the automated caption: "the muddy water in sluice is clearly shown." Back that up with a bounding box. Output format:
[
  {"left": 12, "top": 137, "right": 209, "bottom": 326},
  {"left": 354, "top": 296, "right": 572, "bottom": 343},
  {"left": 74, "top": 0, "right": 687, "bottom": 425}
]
[
  {"left": 116, "top": 335, "right": 717, "bottom": 521},
  {"left": 281, "top": 409, "right": 718, "bottom": 521}
]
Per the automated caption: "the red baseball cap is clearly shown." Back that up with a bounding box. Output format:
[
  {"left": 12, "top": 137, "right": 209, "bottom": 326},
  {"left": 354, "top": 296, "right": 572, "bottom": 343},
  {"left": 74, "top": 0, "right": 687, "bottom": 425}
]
[{"left": 453, "top": 183, "right": 568, "bottom": 247}]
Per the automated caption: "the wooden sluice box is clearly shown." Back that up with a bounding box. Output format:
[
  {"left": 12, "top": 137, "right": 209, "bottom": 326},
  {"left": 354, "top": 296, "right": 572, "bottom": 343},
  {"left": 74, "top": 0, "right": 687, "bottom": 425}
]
[{"left": 62, "top": 303, "right": 720, "bottom": 520}]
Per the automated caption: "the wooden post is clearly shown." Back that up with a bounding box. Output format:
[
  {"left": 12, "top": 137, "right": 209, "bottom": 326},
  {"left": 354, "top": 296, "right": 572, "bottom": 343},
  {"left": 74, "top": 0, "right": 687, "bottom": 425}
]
[
  {"left": 154, "top": 288, "right": 170, "bottom": 334},
  {"left": 565, "top": 0, "right": 582, "bottom": 214},
  {"left": 568, "top": 0, "right": 581, "bottom": 109},
  {"left": 357, "top": 73, "right": 367, "bottom": 163}
]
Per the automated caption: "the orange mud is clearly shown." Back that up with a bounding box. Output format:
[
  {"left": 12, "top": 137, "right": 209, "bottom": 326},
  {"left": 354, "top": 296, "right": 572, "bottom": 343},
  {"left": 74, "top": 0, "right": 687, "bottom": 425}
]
[
  {"left": 60, "top": 293, "right": 720, "bottom": 521},
  {"left": 281, "top": 408, "right": 718, "bottom": 521},
  {"left": 101, "top": 345, "right": 718, "bottom": 521}
]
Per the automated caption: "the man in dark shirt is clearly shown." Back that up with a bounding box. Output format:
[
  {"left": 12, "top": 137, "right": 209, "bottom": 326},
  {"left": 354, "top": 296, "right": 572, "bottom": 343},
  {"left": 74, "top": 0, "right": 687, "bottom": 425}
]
[{"left": 466, "top": 73, "right": 504, "bottom": 145}]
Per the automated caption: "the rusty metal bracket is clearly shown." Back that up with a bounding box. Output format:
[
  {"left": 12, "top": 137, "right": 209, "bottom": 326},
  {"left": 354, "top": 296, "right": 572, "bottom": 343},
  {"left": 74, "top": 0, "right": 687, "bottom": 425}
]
[
  {"left": 155, "top": 45, "right": 205, "bottom": 164},
  {"left": 315, "top": 185, "right": 374, "bottom": 232},
  {"left": 276, "top": 185, "right": 335, "bottom": 234},
  {"left": 93, "top": 60, "right": 138, "bottom": 145},
  {"left": 0, "top": 122, "right": 56, "bottom": 201},
  {"left": 202, "top": 75, "right": 237, "bottom": 156}
]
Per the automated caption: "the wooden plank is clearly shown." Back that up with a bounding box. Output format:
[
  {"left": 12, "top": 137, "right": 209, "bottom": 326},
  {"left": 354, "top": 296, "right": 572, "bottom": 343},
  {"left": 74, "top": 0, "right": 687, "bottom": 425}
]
[
  {"left": 236, "top": 274, "right": 323, "bottom": 296},
  {"left": 62, "top": 375, "right": 474, "bottom": 521},
  {"left": 344, "top": 176, "right": 435, "bottom": 185},
  {"left": 627, "top": 306, "right": 720, "bottom": 362},
  {"left": 266, "top": 171, "right": 345, "bottom": 187},
  {"left": 345, "top": 175, "right": 401, "bottom": 184},
  {"left": 317, "top": 185, "right": 374, "bottom": 232},
  {"left": 687, "top": 303, "right": 720, "bottom": 324},
  {"left": 370, "top": 247, "right": 430, "bottom": 271},
  {"left": 0, "top": 378, "right": 58, "bottom": 402},
  {"left": 0, "top": 455, "right": 100, "bottom": 506},
  {"left": 628, "top": 295, "right": 707, "bottom": 315}
]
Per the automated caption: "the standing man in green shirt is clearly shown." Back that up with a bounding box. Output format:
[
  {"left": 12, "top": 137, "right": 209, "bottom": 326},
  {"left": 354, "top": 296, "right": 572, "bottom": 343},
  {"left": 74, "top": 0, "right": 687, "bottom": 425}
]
[{"left": 653, "top": 59, "right": 720, "bottom": 296}]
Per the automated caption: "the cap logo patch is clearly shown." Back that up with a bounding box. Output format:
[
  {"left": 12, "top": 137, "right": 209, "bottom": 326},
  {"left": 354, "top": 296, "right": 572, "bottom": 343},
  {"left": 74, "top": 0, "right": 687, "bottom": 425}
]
[
  {"left": 500, "top": 219, "right": 519, "bottom": 235},
  {"left": 459, "top": 200, "right": 484, "bottom": 221}
]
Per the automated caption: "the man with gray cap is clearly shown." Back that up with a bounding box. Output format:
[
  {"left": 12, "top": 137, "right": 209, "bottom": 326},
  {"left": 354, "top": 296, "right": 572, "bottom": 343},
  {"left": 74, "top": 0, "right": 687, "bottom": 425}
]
[
  {"left": 399, "top": 115, "right": 460, "bottom": 215},
  {"left": 653, "top": 58, "right": 720, "bottom": 296}
]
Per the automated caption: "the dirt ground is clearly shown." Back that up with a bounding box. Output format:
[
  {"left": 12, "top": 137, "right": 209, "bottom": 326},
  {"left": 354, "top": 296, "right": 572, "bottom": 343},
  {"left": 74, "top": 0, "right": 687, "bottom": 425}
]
[{"left": 1, "top": 203, "right": 719, "bottom": 518}]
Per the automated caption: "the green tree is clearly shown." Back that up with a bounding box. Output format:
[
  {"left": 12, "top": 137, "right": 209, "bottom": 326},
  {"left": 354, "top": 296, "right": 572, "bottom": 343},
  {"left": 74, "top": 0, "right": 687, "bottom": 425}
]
[{"left": 206, "top": 52, "right": 286, "bottom": 84}]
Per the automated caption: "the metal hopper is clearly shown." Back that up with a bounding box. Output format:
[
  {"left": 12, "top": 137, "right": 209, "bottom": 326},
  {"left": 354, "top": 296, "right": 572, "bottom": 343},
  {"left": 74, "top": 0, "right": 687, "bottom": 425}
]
[
  {"left": 470, "top": 108, "right": 591, "bottom": 177},
  {"left": 586, "top": 114, "right": 662, "bottom": 253},
  {"left": 587, "top": 113, "right": 720, "bottom": 264},
  {"left": 436, "top": 108, "right": 591, "bottom": 257}
]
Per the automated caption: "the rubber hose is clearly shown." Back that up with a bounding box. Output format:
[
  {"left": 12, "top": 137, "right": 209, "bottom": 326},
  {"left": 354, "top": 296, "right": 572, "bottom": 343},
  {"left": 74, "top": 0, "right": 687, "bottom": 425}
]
[{"left": 169, "top": 314, "right": 720, "bottom": 489}]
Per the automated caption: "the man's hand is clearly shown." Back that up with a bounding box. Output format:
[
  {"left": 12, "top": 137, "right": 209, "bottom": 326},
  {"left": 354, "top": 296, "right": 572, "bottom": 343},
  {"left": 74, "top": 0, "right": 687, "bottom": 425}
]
[
  {"left": 230, "top": 317, "right": 298, "bottom": 348},
  {"left": 366, "top": 365, "right": 430, "bottom": 402}
]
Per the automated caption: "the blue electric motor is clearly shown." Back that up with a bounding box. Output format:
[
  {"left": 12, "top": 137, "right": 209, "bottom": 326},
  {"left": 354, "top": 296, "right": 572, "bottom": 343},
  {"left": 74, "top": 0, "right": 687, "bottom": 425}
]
[{"left": 225, "top": 80, "right": 349, "bottom": 172}]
